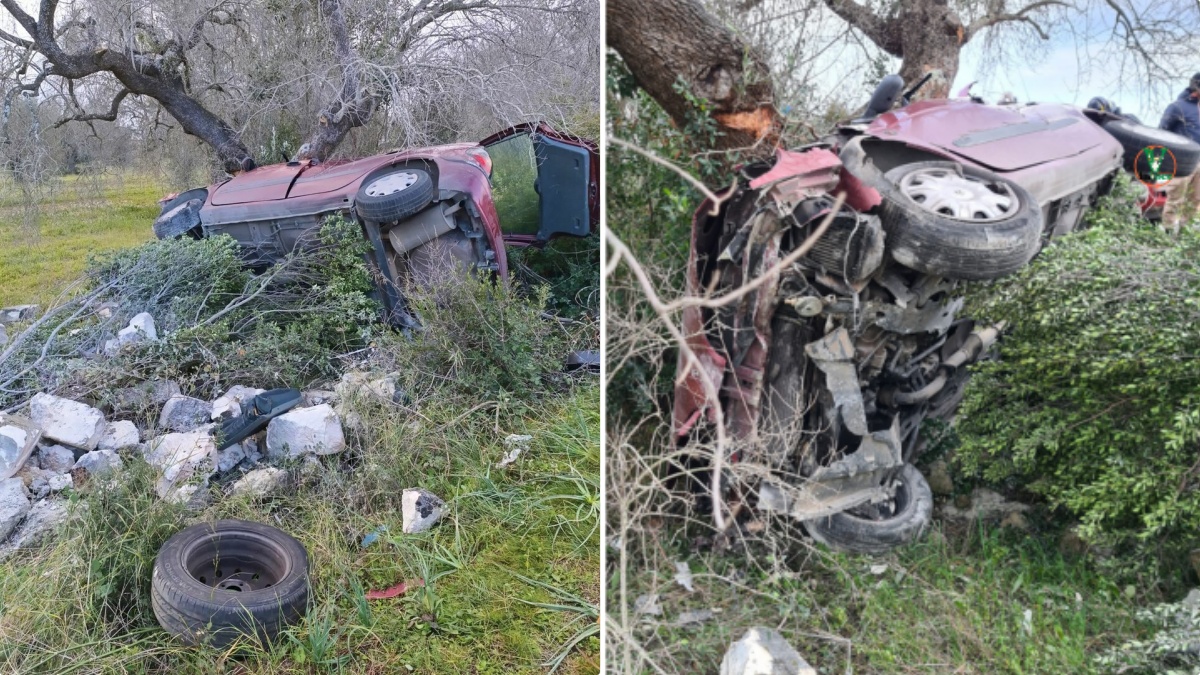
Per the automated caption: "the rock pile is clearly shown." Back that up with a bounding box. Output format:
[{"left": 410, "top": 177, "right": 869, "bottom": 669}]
[{"left": 0, "top": 366, "right": 448, "bottom": 557}]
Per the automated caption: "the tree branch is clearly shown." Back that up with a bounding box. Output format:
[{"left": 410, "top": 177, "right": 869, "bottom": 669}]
[
  {"left": 965, "top": 0, "right": 1067, "bottom": 41},
  {"left": 52, "top": 88, "right": 130, "bottom": 128}
]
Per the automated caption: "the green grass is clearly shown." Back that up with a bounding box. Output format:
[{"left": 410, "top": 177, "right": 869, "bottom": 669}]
[
  {"left": 0, "top": 172, "right": 166, "bottom": 307},
  {"left": 0, "top": 385, "right": 600, "bottom": 674},
  {"left": 614, "top": 522, "right": 1151, "bottom": 674}
]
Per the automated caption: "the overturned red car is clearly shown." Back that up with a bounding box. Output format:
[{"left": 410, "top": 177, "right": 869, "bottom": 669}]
[
  {"left": 674, "top": 74, "right": 1197, "bottom": 553},
  {"left": 154, "top": 123, "right": 599, "bottom": 327}
]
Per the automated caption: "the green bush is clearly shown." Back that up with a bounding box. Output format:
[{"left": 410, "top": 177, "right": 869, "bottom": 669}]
[
  {"left": 387, "top": 276, "right": 573, "bottom": 405},
  {"left": 0, "top": 216, "right": 380, "bottom": 407},
  {"left": 956, "top": 175, "right": 1200, "bottom": 548}
]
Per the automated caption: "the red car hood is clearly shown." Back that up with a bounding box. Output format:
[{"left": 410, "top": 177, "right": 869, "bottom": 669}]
[
  {"left": 211, "top": 143, "right": 478, "bottom": 206},
  {"left": 865, "top": 100, "right": 1106, "bottom": 172}
]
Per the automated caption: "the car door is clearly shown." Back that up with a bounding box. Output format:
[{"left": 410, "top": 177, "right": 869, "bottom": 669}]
[{"left": 480, "top": 123, "right": 598, "bottom": 245}]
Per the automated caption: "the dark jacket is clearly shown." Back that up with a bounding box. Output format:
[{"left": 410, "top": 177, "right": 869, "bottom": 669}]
[{"left": 1160, "top": 89, "right": 1200, "bottom": 144}]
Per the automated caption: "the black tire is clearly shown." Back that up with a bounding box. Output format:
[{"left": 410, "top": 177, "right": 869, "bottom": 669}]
[
  {"left": 804, "top": 464, "right": 933, "bottom": 555},
  {"left": 880, "top": 161, "right": 1043, "bottom": 280},
  {"left": 355, "top": 167, "right": 435, "bottom": 223},
  {"left": 1099, "top": 118, "right": 1200, "bottom": 178},
  {"left": 153, "top": 188, "right": 208, "bottom": 240},
  {"left": 151, "top": 519, "right": 309, "bottom": 647}
]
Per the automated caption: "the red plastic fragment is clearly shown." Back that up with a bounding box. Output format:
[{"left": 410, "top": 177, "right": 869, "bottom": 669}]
[{"left": 365, "top": 578, "right": 424, "bottom": 600}]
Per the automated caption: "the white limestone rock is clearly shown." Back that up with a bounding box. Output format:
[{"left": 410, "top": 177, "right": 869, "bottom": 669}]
[
  {"left": 0, "top": 477, "right": 31, "bottom": 541},
  {"left": 36, "top": 444, "right": 76, "bottom": 474},
  {"left": 401, "top": 488, "right": 445, "bottom": 534},
  {"left": 29, "top": 393, "right": 105, "bottom": 451},
  {"left": 73, "top": 449, "right": 123, "bottom": 477},
  {"left": 265, "top": 404, "right": 345, "bottom": 458},
  {"left": 719, "top": 627, "right": 816, "bottom": 675},
  {"left": 159, "top": 395, "right": 211, "bottom": 432},
  {"left": 98, "top": 420, "right": 140, "bottom": 452},
  {"left": 230, "top": 467, "right": 289, "bottom": 499},
  {"left": 0, "top": 416, "right": 41, "bottom": 480},
  {"left": 144, "top": 428, "right": 217, "bottom": 499},
  {"left": 211, "top": 385, "right": 265, "bottom": 421}
]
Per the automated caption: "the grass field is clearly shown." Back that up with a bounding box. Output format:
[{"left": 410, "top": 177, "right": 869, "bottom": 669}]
[
  {"left": 0, "top": 174, "right": 601, "bottom": 674},
  {"left": 0, "top": 172, "right": 166, "bottom": 307}
]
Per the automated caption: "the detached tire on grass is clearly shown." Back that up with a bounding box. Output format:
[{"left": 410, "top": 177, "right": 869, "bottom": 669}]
[
  {"left": 355, "top": 167, "right": 435, "bottom": 223},
  {"left": 880, "top": 162, "right": 1043, "bottom": 281},
  {"left": 151, "top": 519, "right": 309, "bottom": 648},
  {"left": 804, "top": 464, "right": 933, "bottom": 555}
]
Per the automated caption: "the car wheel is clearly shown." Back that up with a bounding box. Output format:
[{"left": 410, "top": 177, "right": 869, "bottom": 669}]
[
  {"left": 151, "top": 519, "right": 309, "bottom": 647},
  {"left": 880, "top": 161, "right": 1043, "bottom": 281},
  {"left": 1099, "top": 118, "right": 1200, "bottom": 178},
  {"left": 804, "top": 463, "right": 933, "bottom": 555},
  {"left": 355, "top": 167, "right": 436, "bottom": 223},
  {"left": 153, "top": 188, "right": 208, "bottom": 240}
]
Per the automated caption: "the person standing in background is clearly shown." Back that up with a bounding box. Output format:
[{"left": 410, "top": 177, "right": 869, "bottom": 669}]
[{"left": 1160, "top": 73, "right": 1200, "bottom": 232}]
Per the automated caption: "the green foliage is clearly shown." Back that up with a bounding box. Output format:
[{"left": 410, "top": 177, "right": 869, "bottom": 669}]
[
  {"left": 956, "top": 174, "right": 1200, "bottom": 549},
  {"left": 389, "top": 276, "right": 573, "bottom": 406},
  {"left": 509, "top": 233, "right": 600, "bottom": 321},
  {"left": 489, "top": 133, "right": 541, "bottom": 236},
  {"left": 0, "top": 215, "right": 380, "bottom": 406},
  {"left": 1096, "top": 599, "right": 1200, "bottom": 674}
]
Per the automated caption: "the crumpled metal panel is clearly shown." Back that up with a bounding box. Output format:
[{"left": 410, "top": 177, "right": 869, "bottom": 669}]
[
  {"left": 803, "top": 328, "right": 868, "bottom": 436},
  {"left": 757, "top": 418, "right": 904, "bottom": 520},
  {"left": 748, "top": 148, "right": 842, "bottom": 214}
]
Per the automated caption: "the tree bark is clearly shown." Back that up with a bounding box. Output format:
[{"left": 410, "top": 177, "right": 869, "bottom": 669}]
[{"left": 607, "top": 0, "right": 779, "bottom": 152}]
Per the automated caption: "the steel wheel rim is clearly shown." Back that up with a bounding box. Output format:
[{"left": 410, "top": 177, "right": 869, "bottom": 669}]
[
  {"left": 898, "top": 167, "right": 1017, "bottom": 222},
  {"left": 365, "top": 171, "right": 419, "bottom": 197},
  {"left": 182, "top": 531, "right": 290, "bottom": 594}
]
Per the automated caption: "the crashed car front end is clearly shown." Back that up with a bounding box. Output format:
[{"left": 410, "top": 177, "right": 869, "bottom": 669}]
[{"left": 674, "top": 147, "right": 1010, "bottom": 551}]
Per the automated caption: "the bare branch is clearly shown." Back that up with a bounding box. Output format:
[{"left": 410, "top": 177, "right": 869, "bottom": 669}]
[{"left": 52, "top": 88, "right": 130, "bottom": 128}]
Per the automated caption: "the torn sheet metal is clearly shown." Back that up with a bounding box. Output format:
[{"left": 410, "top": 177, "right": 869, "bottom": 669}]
[
  {"left": 803, "top": 328, "right": 868, "bottom": 436},
  {"left": 748, "top": 148, "right": 842, "bottom": 214},
  {"left": 757, "top": 418, "right": 904, "bottom": 520},
  {"left": 825, "top": 297, "right": 964, "bottom": 335}
]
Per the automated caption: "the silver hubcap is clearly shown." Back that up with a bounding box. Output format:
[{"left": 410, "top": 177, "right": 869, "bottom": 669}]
[
  {"left": 898, "top": 167, "right": 1017, "bottom": 222},
  {"left": 365, "top": 171, "right": 419, "bottom": 197}
]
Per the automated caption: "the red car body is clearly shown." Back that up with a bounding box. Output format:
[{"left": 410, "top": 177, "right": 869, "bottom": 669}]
[
  {"left": 675, "top": 97, "right": 1125, "bottom": 439},
  {"left": 159, "top": 123, "right": 598, "bottom": 325}
]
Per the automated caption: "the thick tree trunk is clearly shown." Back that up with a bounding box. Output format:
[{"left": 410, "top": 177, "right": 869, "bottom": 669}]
[
  {"left": 607, "top": 0, "right": 779, "bottom": 153},
  {"left": 893, "top": 1, "right": 963, "bottom": 100}
]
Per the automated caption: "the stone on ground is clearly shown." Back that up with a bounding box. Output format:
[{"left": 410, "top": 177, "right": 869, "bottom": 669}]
[
  {"left": 719, "top": 627, "right": 817, "bottom": 675},
  {"left": 112, "top": 380, "right": 181, "bottom": 411},
  {"left": 302, "top": 390, "right": 336, "bottom": 407},
  {"left": 0, "top": 324, "right": 6, "bottom": 347},
  {"left": 36, "top": 444, "right": 76, "bottom": 474},
  {"left": 0, "top": 498, "right": 69, "bottom": 558},
  {"left": 29, "top": 393, "right": 105, "bottom": 451},
  {"left": 159, "top": 395, "right": 211, "bottom": 432},
  {"left": 73, "top": 449, "right": 123, "bottom": 477},
  {"left": 265, "top": 404, "right": 345, "bottom": 458},
  {"left": 211, "top": 385, "right": 265, "bottom": 421},
  {"left": 0, "top": 415, "right": 41, "bottom": 480},
  {"left": 144, "top": 428, "right": 216, "bottom": 499},
  {"left": 117, "top": 312, "right": 158, "bottom": 346},
  {"left": 230, "top": 467, "right": 289, "bottom": 498},
  {"left": 47, "top": 473, "right": 72, "bottom": 493},
  {"left": 401, "top": 488, "right": 445, "bottom": 534},
  {"left": 0, "top": 477, "right": 31, "bottom": 541},
  {"left": 0, "top": 305, "right": 37, "bottom": 323},
  {"left": 216, "top": 443, "right": 246, "bottom": 473},
  {"left": 98, "top": 420, "right": 140, "bottom": 452},
  {"left": 335, "top": 371, "right": 401, "bottom": 403},
  {"left": 15, "top": 465, "right": 54, "bottom": 500}
]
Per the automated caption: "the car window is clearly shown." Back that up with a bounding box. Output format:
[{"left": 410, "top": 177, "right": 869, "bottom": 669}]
[{"left": 487, "top": 132, "right": 540, "bottom": 235}]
